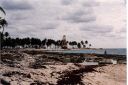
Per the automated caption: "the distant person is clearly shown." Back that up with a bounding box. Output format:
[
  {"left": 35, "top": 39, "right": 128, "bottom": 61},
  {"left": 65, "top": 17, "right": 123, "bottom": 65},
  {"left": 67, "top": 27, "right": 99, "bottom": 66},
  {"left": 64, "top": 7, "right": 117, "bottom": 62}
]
[{"left": 104, "top": 50, "right": 107, "bottom": 55}]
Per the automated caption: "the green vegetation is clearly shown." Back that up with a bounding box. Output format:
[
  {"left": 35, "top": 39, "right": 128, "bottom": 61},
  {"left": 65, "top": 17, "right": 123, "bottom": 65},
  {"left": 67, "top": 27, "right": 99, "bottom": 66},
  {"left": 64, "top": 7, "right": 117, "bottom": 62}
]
[{"left": 1, "top": 32, "right": 92, "bottom": 49}]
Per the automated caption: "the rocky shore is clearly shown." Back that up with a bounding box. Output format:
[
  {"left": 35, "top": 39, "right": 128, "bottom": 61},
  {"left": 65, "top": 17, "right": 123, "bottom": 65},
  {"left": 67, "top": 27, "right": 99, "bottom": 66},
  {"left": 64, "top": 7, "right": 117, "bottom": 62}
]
[{"left": 0, "top": 49, "right": 126, "bottom": 85}]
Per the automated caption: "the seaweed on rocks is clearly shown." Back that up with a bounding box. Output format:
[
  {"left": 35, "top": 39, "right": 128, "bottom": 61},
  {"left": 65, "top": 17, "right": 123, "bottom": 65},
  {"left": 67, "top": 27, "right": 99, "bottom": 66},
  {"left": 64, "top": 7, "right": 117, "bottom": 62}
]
[
  {"left": 29, "top": 55, "right": 47, "bottom": 69},
  {"left": 57, "top": 65, "right": 97, "bottom": 85},
  {"left": 1, "top": 52, "right": 24, "bottom": 67},
  {"left": 30, "top": 80, "right": 46, "bottom": 85},
  {"left": 3, "top": 71, "right": 31, "bottom": 78}
]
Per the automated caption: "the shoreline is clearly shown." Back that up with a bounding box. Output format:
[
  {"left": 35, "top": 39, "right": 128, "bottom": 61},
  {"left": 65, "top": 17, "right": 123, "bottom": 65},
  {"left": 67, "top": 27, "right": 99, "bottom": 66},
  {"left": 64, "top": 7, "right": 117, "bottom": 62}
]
[{"left": 13, "top": 48, "right": 126, "bottom": 55}]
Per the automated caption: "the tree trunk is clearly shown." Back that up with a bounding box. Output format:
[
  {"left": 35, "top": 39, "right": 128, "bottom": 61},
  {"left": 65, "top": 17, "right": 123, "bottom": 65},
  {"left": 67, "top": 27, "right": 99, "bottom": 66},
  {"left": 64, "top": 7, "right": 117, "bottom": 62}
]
[
  {"left": 0, "top": 32, "right": 1, "bottom": 66},
  {"left": 0, "top": 34, "right": 2, "bottom": 49},
  {"left": 2, "top": 27, "right": 4, "bottom": 34}
]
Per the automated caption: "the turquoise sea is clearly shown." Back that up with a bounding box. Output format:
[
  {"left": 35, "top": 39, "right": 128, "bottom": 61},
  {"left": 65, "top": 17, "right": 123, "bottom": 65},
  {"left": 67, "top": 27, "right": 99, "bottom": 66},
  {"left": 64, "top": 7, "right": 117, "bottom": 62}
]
[{"left": 59, "top": 48, "right": 126, "bottom": 55}]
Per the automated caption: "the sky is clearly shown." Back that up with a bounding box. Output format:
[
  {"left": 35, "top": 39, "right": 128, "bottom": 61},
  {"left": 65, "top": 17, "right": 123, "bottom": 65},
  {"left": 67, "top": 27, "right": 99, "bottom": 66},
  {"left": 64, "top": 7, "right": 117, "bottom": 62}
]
[{"left": 0, "top": 0, "right": 126, "bottom": 48}]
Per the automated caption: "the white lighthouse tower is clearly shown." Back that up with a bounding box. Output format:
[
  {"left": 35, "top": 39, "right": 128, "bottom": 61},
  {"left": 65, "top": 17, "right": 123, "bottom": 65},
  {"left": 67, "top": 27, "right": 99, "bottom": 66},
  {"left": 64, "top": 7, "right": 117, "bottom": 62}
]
[{"left": 61, "top": 35, "right": 67, "bottom": 49}]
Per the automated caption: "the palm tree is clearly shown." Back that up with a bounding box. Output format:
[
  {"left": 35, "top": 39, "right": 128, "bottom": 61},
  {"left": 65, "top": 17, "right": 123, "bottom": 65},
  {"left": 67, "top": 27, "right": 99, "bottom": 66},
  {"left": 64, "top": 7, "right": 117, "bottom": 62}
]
[
  {"left": 77, "top": 43, "right": 81, "bottom": 49},
  {"left": 0, "top": 19, "right": 8, "bottom": 33},
  {"left": 0, "top": 6, "right": 6, "bottom": 15},
  {"left": 81, "top": 41, "right": 84, "bottom": 48},
  {"left": 85, "top": 40, "right": 88, "bottom": 44},
  {"left": 81, "top": 41, "right": 84, "bottom": 45},
  {"left": 2, "top": 32, "right": 9, "bottom": 48},
  {"left": 85, "top": 40, "right": 88, "bottom": 48},
  {"left": 89, "top": 44, "right": 92, "bottom": 48},
  {"left": 42, "top": 39, "right": 47, "bottom": 45},
  {"left": 0, "top": 6, "right": 7, "bottom": 33},
  {"left": 0, "top": 6, "right": 7, "bottom": 50},
  {"left": 4, "top": 32, "right": 9, "bottom": 39}
]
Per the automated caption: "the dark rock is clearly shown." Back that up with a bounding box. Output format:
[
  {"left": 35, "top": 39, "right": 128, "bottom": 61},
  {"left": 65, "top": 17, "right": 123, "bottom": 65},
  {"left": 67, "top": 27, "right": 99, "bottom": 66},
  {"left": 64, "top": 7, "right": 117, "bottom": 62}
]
[
  {"left": 1, "top": 79, "right": 10, "bottom": 85},
  {"left": 30, "top": 80, "right": 45, "bottom": 85}
]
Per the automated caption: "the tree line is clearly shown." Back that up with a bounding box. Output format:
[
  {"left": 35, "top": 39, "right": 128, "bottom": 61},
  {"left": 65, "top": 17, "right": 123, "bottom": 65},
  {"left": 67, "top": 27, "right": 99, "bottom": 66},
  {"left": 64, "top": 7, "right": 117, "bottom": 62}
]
[{"left": 1, "top": 32, "right": 92, "bottom": 49}]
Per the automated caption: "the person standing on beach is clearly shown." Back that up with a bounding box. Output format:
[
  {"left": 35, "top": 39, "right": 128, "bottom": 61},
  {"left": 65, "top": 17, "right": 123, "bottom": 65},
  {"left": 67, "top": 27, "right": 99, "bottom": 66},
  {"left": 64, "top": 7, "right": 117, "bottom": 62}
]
[{"left": 104, "top": 50, "right": 107, "bottom": 55}]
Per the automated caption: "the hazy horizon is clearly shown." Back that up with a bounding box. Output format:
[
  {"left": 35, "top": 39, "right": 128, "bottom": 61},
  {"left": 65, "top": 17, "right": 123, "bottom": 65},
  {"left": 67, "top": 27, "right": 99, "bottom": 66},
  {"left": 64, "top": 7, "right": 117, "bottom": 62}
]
[{"left": 0, "top": 0, "right": 126, "bottom": 48}]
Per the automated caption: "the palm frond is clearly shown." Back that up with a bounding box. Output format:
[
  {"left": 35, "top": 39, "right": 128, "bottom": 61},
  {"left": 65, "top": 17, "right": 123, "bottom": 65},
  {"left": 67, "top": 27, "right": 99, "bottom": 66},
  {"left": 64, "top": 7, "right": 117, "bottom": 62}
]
[{"left": 0, "top": 6, "right": 6, "bottom": 15}]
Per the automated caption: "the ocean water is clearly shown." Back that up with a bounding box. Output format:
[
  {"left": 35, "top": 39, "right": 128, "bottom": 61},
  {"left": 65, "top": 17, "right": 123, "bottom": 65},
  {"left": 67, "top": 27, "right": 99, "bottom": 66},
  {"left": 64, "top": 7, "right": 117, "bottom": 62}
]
[{"left": 61, "top": 48, "right": 126, "bottom": 55}]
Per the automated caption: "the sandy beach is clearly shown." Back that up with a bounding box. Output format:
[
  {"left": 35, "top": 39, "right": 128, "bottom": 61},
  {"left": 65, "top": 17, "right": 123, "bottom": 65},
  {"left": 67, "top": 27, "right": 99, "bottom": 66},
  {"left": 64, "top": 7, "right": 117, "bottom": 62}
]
[
  {"left": 82, "top": 64, "right": 126, "bottom": 85},
  {"left": 0, "top": 49, "right": 126, "bottom": 85},
  {"left": 0, "top": 64, "right": 126, "bottom": 85}
]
